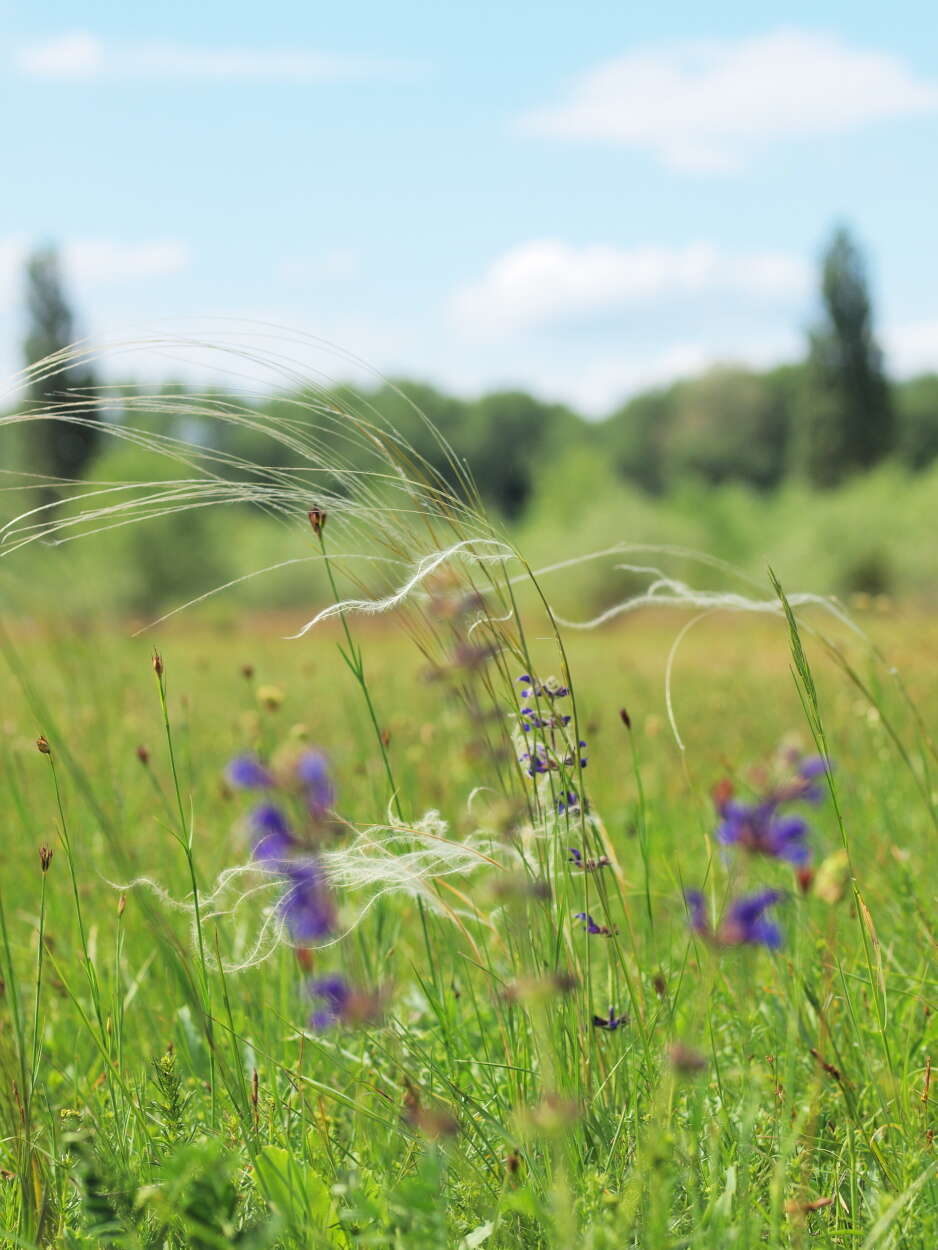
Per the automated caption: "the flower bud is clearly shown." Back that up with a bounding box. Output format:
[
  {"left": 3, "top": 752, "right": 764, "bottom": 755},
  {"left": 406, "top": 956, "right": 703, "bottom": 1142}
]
[
  {"left": 307, "top": 508, "right": 327, "bottom": 536},
  {"left": 36, "top": 735, "right": 51, "bottom": 755}
]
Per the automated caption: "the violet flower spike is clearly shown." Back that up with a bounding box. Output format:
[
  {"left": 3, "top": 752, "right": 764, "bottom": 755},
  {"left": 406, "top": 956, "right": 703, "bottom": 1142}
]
[
  {"left": 684, "top": 888, "right": 784, "bottom": 950},
  {"left": 226, "top": 755, "right": 275, "bottom": 789},
  {"left": 279, "top": 859, "right": 335, "bottom": 941},
  {"left": 250, "top": 804, "right": 295, "bottom": 865},
  {"left": 592, "top": 1007, "right": 627, "bottom": 1031},
  {"left": 722, "top": 890, "right": 784, "bottom": 949},
  {"left": 308, "top": 974, "right": 350, "bottom": 1030},
  {"left": 296, "top": 749, "right": 336, "bottom": 819},
  {"left": 574, "top": 912, "right": 614, "bottom": 936},
  {"left": 717, "top": 800, "right": 810, "bottom": 865}
]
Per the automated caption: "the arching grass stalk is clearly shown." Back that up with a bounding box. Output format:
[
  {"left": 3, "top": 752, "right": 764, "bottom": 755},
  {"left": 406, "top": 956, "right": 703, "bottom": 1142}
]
[
  {"left": 38, "top": 742, "right": 107, "bottom": 1042},
  {"left": 151, "top": 651, "right": 216, "bottom": 1123},
  {"left": 31, "top": 848, "right": 52, "bottom": 1087},
  {"left": 312, "top": 513, "right": 400, "bottom": 817}
]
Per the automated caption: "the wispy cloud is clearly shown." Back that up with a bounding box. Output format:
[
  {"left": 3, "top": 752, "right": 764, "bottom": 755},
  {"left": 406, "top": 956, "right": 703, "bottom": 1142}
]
[
  {"left": 518, "top": 28, "right": 938, "bottom": 172},
  {"left": 16, "top": 31, "right": 414, "bottom": 84},
  {"left": 449, "top": 239, "right": 810, "bottom": 338},
  {"left": 0, "top": 235, "right": 190, "bottom": 288}
]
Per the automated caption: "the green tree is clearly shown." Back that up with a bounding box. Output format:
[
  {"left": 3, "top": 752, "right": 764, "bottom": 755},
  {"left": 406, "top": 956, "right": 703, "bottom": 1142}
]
[
  {"left": 895, "top": 373, "right": 938, "bottom": 469},
  {"left": 603, "top": 386, "right": 675, "bottom": 494},
  {"left": 22, "top": 245, "right": 99, "bottom": 490},
  {"left": 794, "top": 226, "right": 894, "bottom": 485},
  {"left": 664, "top": 365, "right": 794, "bottom": 489}
]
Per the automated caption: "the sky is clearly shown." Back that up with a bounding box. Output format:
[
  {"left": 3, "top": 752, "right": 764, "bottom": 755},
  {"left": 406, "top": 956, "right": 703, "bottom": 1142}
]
[{"left": 2, "top": 1, "right": 938, "bottom": 414}]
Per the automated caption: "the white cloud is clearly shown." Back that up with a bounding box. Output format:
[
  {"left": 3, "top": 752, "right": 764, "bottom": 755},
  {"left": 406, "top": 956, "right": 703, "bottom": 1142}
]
[
  {"left": 884, "top": 320, "right": 938, "bottom": 376},
  {"left": 518, "top": 28, "right": 938, "bottom": 172},
  {"left": 0, "top": 235, "right": 190, "bottom": 287},
  {"left": 64, "top": 239, "right": 190, "bottom": 284},
  {"left": 16, "top": 31, "right": 413, "bottom": 84},
  {"left": 449, "top": 239, "right": 810, "bottom": 337}
]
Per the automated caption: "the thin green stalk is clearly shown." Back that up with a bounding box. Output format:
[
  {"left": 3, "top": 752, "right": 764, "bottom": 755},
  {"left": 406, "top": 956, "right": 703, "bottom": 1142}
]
[{"left": 152, "top": 653, "right": 216, "bottom": 1123}]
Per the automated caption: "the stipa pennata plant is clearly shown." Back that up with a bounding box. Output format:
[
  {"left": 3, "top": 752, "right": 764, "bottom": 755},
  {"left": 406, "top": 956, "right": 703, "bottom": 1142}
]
[{"left": 6, "top": 334, "right": 935, "bottom": 1247}]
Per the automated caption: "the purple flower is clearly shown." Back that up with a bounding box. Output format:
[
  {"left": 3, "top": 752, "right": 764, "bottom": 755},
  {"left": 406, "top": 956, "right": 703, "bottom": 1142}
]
[
  {"left": 308, "top": 974, "right": 350, "bottom": 1030},
  {"left": 279, "top": 859, "right": 335, "bottom": 941},
  {"left": 795, "top": 754, "right": 830, "bottom": 804},
  {"left": 717, "top": 801, "right": 810, "bottom": 865},
  {"left": 226, "top": 755, "right": 274, "bottom": 789},
  {"left": 250, "top": 804, "right": 295, "bottom": 864},
  {"left": 723, "top": 890, "right": 783, "bottom": 949},
  {"left": 569, "top": 846, "right": 609, "bottom": 871},
  {"left": 684, "top": 888, "right": 783, "bottom": 950},
  {"left": 592, "top": 1007, "right": 628, "bottom": 1031},
  {"left": 295, "top": 749, "right": 335, "bottom": 819},
  {"left": 574, "top": 912, "right": 615, "bottom": 937},
  {"left": 557, "top": 792, "right": 580, "bottom": 815},
  {"left": 684, "top": 890, "right": 708, "bottom": 937}
]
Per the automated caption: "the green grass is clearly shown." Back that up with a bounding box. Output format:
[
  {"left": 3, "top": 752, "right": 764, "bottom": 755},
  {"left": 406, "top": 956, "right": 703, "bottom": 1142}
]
[{"left": 0, "top": 592, "right": 935, "bottom": 1248}]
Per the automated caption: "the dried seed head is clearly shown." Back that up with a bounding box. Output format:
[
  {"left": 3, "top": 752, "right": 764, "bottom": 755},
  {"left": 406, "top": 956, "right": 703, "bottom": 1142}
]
[
  {"left": 257, "top": 684, "right": 284, "bottom": 712},
  {"left": 38, "top": 844, "right": 54, "bottom": 873},
  {"left": 619, "top": 707, "right": 632, "bottom": 730},
  {"left": 241, "top": 664, "right": 255, "bottom": 681},
  {"left": 307, "top": 508, "right": 327, "bottom": 536},
  {"left": 118, "top": 895, "right": 127, "bottom": 918},
  {"left": 152, "top": 650, "right": 164, "bottom": 677},
  {"left": 36, "top": 735, "right": 51, "bottom": 755},
  {"left": 136, "top": 744, "right": 150, "bottom": 767}
]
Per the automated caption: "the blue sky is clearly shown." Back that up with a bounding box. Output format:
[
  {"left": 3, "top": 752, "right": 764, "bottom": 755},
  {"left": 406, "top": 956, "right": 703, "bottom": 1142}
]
[{"left": 3, "top": 1, "right": 938, "bottom": 413}]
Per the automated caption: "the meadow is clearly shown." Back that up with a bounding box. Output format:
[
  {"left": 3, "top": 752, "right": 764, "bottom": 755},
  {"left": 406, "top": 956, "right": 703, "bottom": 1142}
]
[{"left": 0, "top": 370, "right": 936, "bottom": 1248}]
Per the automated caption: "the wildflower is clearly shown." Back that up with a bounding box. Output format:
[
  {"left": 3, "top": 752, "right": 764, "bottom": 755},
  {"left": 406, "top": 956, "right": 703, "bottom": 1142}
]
[
  {"left": 574, "top": 912, "right": 616, "bottom": 937},
  {"left": 38, "top": 845, "right": 54, "bottom": 873},
  {"left": 36, "top": 735, "right": 51, "bottom": 755},
  {"left": 136, "top": 744, "right": 150, "bottom": 767},
  {"left": 226, "top": 755, "right": 274, "bottom": 789},
  {"left": 592, "top": 1007, "right": 627, "bottom": 1031},
  {"left": 249, "top": 805, "right": 295, "bottom": 864},
  {"left": 295, "top": 749, "right": 335, "bottom": 819},
  {"left": 151, "top": 651, "right": 163, "bottom": 677},
  {"left": 791, "top": 754, "right": 830, "bottom": 804},
  {"left": 568, "top": 847, "right": 609, "bottom": 870},
  {"left": 684, "top": 888, "right": 783, "bottom": 950},
  {"left": 280, "top": 859, "right": 335, "bottom": 941},
  {"left": 308, "top": 974, "right": 350, "bottom": 1030},
  {"left": 716, "top": 800, "right": 810, "bottom": 865},
  {"left": 307, "top": 507, "right": 327, "bottom": 535},
  {"left": 720, "top": 890, "right": 783, "bottom": 948},
  {"left": 557, "top": 791, "right": 580, "bottom": 814},
  {"left": 517, "top": 674, "right": 569, "bottom": 700}
]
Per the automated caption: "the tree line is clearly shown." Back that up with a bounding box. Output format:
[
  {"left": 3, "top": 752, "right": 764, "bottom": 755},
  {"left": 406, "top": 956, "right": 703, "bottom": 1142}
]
[{"left": 14, "top": 228, "right": 938, "bottom": 520}]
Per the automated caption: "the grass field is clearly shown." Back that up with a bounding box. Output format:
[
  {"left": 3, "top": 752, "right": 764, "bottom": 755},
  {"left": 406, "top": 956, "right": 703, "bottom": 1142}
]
[{"left": 0, "top": 589, "right": 936, "bottom": 1248}]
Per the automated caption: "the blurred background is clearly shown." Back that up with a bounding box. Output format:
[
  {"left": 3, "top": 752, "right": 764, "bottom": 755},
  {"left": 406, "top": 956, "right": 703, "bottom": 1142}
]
[{"left": 2, "top": 2, "right": 937, "bottom": 618}]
